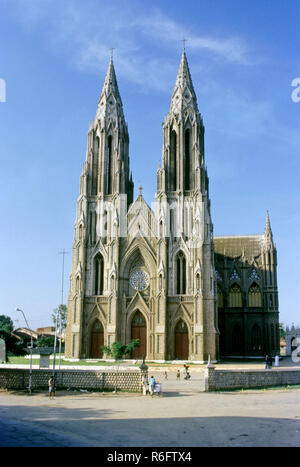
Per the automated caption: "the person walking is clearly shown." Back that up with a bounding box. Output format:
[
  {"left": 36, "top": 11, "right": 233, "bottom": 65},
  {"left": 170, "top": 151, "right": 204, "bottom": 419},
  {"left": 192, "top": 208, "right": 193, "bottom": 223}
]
[
  {"left": 141, "top": 375, "right": 148, "bottom": 396},
  {"left": 48, "top": 376, "right": 56, "bottom": 400},
  {"left": 164, "top": 371, "right": 168, "bottom": 380},
  {"left": 176, "top": 370, "right": 180, "bottom": 380},
  {"left": 149, "top": 375, "right": 156, "bottom": 397},
  {"left": 265, "top": 355, "right": 269, "bottom": 369},
  {"left": 268, "top": 355, "right": 273, "bottom": 369}
]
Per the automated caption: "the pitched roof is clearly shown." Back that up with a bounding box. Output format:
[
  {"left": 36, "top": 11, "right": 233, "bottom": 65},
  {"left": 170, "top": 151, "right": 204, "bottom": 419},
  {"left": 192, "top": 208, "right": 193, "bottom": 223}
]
[{"left": 214, "top": 235, "right": 263, "bottom": 259}]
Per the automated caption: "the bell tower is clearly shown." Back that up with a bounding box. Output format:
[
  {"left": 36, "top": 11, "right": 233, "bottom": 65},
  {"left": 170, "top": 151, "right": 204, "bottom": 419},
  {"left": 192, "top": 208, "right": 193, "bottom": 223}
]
[
  {"left": 156, "top": 49, "right": 217, "bottom": 361},
  {"left": 65, "top": 56, "right": 134, "bottom": 358}
]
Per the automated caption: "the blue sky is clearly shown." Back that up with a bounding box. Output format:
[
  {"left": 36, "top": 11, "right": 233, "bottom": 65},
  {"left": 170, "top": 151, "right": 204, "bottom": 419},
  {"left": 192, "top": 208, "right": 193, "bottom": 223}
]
[{"left": 0, "top": 0, "right": 299, "bottom": 330}]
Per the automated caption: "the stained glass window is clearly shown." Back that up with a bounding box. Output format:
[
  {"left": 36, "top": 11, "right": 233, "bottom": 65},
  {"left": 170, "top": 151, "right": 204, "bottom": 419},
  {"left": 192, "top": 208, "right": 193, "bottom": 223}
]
[
  {"left": 229, "top": 283, "right": 242, "bottom": 307},
  {"left": 248, "top": 283, "right": 262, "bottom": 307},
  {"left": 229, "top": 269, "right": 240, "bottom": 282}
]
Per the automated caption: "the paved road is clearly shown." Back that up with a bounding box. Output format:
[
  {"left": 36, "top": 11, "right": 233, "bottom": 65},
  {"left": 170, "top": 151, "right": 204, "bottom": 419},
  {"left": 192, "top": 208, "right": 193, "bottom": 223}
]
[{"left": 1, "top": 374, "right": 300, "bottom": 447}]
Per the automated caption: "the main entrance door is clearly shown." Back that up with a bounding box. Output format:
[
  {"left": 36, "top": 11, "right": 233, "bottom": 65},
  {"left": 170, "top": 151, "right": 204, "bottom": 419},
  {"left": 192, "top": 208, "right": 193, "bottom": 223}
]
[
  {"left": 175, "top": 320, "right": 189, "bottom": 360},
  {"left": 131, "top": 310, "right": 146, "bottom": 359},
  {"left": 90, "top": 320, "right": 104, "bottom": 358}
]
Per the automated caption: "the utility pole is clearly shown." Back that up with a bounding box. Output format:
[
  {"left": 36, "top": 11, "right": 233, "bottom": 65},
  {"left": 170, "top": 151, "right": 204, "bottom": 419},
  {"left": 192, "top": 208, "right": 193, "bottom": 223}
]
[{"left": 53, "top": 249, "right": 68, "bottom": 376}]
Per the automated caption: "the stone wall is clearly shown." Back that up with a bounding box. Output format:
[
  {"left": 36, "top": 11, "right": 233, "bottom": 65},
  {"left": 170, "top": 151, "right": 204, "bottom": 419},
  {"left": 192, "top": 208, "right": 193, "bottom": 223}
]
[
  {"left": 205, "top": 367, "right": 300, "bottom": 391},
  {"left": 0, "top": 368, "right": 142, "bottom": 392}
]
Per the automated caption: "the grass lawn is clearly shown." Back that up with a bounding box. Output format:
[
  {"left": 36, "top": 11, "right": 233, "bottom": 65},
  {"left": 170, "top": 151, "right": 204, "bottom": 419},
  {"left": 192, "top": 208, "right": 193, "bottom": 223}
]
[{"left": 7, "top": 356, "right": 131, "bottom": 366}]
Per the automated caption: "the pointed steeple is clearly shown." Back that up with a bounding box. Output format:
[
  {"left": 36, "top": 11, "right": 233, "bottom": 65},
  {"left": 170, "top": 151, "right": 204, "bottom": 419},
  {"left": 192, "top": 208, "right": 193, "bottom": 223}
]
[
  {"left": 169, "top": 49, "right": 198, "bottom": 115},
  {"left": 96, "top": 56, "right": 124, "bottom": 122},
  {"left": 160, "top": 49, "right": 205, "bottom": 194},
  {"left": 100, "top": 56, "right": 121, "bottom": 102},
  {"left": 264, "top": 210, "right": 274, "bottom": 249},
  {"left": 174, "top": 50, "right": 195, "bottom": 94}
]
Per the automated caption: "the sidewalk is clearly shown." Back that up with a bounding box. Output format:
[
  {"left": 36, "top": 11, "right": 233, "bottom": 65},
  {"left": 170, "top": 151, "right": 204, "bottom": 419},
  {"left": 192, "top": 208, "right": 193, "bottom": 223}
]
[{"left": 1, "top": 357, "right": 299, "bottom": 372}]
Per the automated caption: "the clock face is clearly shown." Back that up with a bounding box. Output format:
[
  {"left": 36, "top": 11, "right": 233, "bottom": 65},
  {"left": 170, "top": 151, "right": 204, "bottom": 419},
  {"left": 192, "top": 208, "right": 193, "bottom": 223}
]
[{"left": 130, "top": 270, "right": 150, "bottom": 291}]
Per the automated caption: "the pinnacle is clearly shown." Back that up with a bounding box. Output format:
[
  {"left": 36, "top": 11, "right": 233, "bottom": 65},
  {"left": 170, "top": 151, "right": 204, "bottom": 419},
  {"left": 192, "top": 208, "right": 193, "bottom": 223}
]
[
  {"left": 265, "top": 210, "right": 272, "bottom": 233},
  {"left": 100, "top": 56, "right": 121, "bottom": 101},
  {"left": 264, "top": 209, "right": 274, "bottom": 248},
  {"left": 169, "top": 50, "right": 198, "bottom": 114},
  {"left": 96, "top": 56, "right": 124, "bottom": 122},
  {"left": 175, "top": 49, "right": 194, "bottom": 91}
]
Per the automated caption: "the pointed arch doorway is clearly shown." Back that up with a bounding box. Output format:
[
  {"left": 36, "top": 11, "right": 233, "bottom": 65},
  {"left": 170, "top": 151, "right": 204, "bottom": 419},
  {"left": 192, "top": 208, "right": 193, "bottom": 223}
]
[
  {"left": 175, "top": 320, "right": 189, "bottom": 360},
  {"left": 131, "top": 310, "right": 147, "bottom": 359},
  {"left": 90, "top": 320, "right": 104, "bottom": 358}
]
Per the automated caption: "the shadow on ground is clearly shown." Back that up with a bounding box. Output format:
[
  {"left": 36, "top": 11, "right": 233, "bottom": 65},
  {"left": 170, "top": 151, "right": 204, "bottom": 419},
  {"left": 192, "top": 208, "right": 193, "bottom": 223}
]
[{"left": 0, "top": 401, "right": 299, "bottom": 447}]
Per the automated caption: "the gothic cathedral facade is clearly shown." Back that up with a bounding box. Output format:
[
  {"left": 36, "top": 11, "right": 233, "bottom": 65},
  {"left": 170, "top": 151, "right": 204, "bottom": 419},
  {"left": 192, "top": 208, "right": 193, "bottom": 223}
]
[{"left": 65, "top": 51, "right": 280, "bottom": 361}]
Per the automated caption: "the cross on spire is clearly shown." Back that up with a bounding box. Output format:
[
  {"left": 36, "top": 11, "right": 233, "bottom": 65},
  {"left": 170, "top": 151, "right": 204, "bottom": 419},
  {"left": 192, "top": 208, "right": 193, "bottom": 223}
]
[
  {"left": 181, "top": 38, "right": 187, "bottom": 51},
  {"left": 110, "top": 47, "right": 115, "bottom": 59}
]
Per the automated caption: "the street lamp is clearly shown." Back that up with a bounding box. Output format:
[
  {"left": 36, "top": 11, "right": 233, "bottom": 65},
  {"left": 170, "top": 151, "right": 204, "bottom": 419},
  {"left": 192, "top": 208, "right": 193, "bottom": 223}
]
[{"left": 16, "top": 308, "right": 33, "bottom": 393}]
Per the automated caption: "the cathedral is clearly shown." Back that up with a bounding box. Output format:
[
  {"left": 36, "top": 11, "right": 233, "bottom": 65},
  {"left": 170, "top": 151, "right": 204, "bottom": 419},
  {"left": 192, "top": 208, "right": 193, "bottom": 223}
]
[{"left": 65, "top": 50, "right": 280, "bottom": 362}]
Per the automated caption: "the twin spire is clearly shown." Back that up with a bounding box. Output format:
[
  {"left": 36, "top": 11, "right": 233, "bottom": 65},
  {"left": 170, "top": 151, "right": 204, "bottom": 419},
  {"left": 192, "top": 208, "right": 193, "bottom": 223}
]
[{"left": 97, "top": 49, "right": 198, "bottom": 120}]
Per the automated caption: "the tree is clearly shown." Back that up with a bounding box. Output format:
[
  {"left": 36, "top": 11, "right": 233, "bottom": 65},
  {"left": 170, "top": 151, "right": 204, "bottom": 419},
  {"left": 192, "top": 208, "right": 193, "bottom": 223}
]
[
  {"left": 0, "top": 315, "right": 13, "bottom": 338},
  {"left": 0, "top": 315, "right": 26, "bottom": 355},
  {"left": 37, "top": 336, "right": 55, "bottom": 348},
  {"left": 52, "top": 304, "right": 67, "bottom": 330},
  {"left": 101, "top": 339, "right": 140, "bottom": 361},
  {"left": 279, "top": 322, "right": 286, "bottom": 340},
  {"left": 101, "top": 339, "right": 140, "bottom": 392}
]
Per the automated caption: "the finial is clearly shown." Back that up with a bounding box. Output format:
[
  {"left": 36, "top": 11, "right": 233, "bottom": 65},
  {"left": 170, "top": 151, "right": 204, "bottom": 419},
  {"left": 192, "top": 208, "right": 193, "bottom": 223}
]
[
  {"left": 138, "top": 185, "right": 143, "bottom": 195},
  {"left": 181, "top": 38, "right": 187, "bottom": 51}
]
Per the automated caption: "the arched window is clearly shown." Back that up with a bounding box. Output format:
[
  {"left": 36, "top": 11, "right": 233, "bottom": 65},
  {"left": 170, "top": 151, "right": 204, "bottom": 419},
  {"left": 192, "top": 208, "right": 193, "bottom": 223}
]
[
  {"left": 251, "top": 324, "right": 262, "bottom": 351},
  {"left": 196, "top": 273, "right": 200, "bottom": 292},
  {"left": 229, "top": 283, "right": 242, "bottom": 307},
  {"left": 217, "top": 285, "right": 224, "bottom": 308},
  {"left": 91, "top": 136, "right": 99, "bottom": 195},
  {"left": 159, "top": 221, "right": 163, "bottom": 238},
  {"left": 248, "top": 283, "right": 262, "bottom": 307},
  {"left": 176, "top": 251, "right": 186, "bottom": 295},
  {"left": 106, "top": 135, "right": 113, "bottom": 195},
  {"left": 94, "top": 254, "right": 104, "bottom": 295},
  {"left": 170, "top": 129, "right": 177, "bottom": 191},
  {"left": 184, "top": 128, "right": 190, "bottom": 190},
  {"left": 169, "top": 208, "right": 175, "bottom": 237}
]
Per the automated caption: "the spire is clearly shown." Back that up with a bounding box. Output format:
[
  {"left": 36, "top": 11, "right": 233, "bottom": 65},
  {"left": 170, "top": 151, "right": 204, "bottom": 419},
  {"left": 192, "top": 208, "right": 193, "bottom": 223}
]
[
  {"left": 169, "top": 49, "right": 199, "bottom": 116},
  {"left": 174, "top": 50, "right": 195, "bottom": 93},
  {"left": 100, "top": 55, "right": 121, "bottom": 102},
  {"left": 265, "top": 210, "right": 271, "bottom": 232},
  {"left": 96, "top": 55, "right": 124, "bottom": 122},
  {"left": 264, "top": 210, "right": 274, "bottom": 249}
]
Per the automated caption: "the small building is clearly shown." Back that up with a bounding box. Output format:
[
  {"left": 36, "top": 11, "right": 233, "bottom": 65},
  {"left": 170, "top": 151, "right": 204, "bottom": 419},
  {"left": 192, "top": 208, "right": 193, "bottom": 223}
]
[{"left": 36, "top": 326, "right": 56, "bottom": 337}]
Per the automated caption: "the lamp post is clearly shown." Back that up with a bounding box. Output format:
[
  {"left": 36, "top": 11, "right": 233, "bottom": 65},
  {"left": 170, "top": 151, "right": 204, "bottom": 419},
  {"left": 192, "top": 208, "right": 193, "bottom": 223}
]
[
  {"left": 16, "top": 308, "right": 33, "bottom": 393},
  {"left": 52, "top": 307, "right": 59, "bottom": 381}
]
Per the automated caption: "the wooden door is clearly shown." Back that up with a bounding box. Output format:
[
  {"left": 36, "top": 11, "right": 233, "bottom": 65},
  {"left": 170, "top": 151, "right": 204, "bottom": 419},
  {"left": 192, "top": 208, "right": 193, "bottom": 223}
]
[
  {"left": 175, "top": 320, "right": 189, "bottom": 360},
  {"left": 131, "top": 311, "right": 146, "bottom": 359},
  {"left": 91, "top": 320, "right": 104, "bottom": 358}
]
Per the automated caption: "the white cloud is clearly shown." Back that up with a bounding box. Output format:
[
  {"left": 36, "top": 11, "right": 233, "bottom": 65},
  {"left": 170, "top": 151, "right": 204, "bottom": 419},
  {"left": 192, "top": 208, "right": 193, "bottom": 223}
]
[{"left": 8, "top": 0, "right": 253, "bottom": 91}]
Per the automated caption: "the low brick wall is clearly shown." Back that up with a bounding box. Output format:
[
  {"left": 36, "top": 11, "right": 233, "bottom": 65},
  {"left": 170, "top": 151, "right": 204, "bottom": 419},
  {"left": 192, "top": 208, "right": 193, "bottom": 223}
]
[
  {"left": 206, "top": 367, "right": 300, "bottom": 391},
  {"left": 0, "top": 368, "right": 142, "bottom": 392}
]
